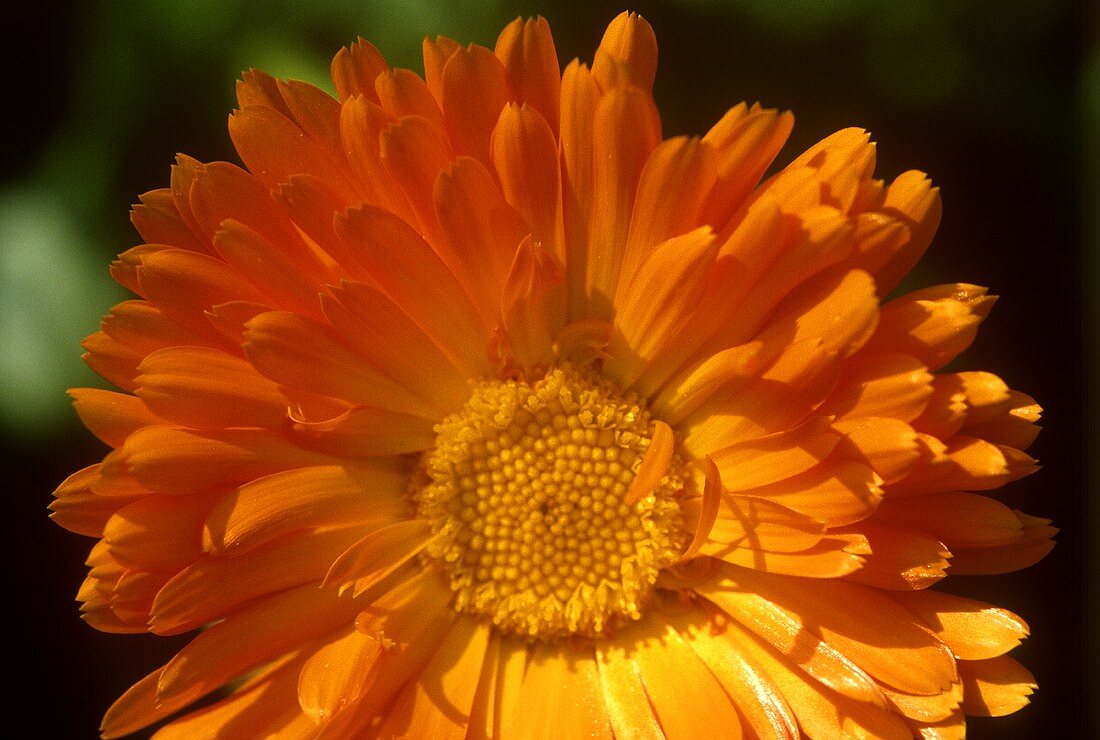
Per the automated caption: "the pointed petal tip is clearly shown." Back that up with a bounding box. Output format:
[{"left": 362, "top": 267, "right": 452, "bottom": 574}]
[{"left": 625, "top": 420, "right": 674, "bottom": 506}]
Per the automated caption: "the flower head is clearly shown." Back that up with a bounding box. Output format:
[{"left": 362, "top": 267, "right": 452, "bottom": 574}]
[{"left": 54, "top": 12, "right": 1054, "bottom": 738}]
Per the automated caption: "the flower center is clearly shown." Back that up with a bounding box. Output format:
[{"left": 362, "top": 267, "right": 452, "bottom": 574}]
[{"left": 416, "top": 365, "right": 685, "bottom": 639}]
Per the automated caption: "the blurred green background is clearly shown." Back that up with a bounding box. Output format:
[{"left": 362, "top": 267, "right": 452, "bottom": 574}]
[{"left": 6, "top": 0, "right": 1092, "bottom": 737}]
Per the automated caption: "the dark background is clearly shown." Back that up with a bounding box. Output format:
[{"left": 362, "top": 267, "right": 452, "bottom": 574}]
[{"left": 6, "top": 1, "right": 1093, "bottom": 737}]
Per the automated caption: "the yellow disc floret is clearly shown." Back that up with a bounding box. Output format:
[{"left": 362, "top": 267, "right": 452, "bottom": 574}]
[{"left": 416, "top": 365, "right": 685, "bottom": 639}]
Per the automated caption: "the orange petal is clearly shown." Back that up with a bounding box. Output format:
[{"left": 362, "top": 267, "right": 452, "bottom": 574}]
[
  {"left": 946, "top": 512, "right": 1056, "bottom": 575},
  {"left": 321, "top": 281, "right": 470, "bottom": 415},
  {"left": 136, "top": 248, "right": 271, "bottom": 339},
  {"left": 90, "top": 449, "right": 150, "bottom": 499},
  {"left": 130, "top": 188, "right": 208, "bottom": 254},
  {"left": 288, "top": 404, "right": 436, "bottom": 458},
  {"left": 773, "top": 128, "right": 877, "bottom": 213},
  {"left": 889, "top": 434, "right": 1038, "bottom": 496},
  {"left": 864, "top": 284, "right": 995, "bottom": 370},
  {"left": 229, "top": 105, "right": 356, "bottom": 201},
  {"left": 155, "top": 583, "right": 361, "bottom": 706},
  {"left": 679, "top": 457, "right": 722, "bottom": 562},
  {"left": 466, "top": 634, "right": 528, "bottom": 739},
  {"left": 79, "top": 561, "right": 169, "bottom": 634},
  {"left": 552, "top": 318, "right": 612, "bottom": 366},
  {"left": 157, "top": 655, "right": 305, "bottom": 739},
  {"left": 114, "top": 426, "right": 349, "bottom": 496},
  {"left": 503, "top": 642, "right": 611, "bottom": 739},
  {"left": 376, "top": 616, "right": 492, "bottom": 738},
  {"left": 617, "top": 136, "right": 718, "bottom": 294},
  {"left": 422, "top": 35, "right": 462, "bottom": 105},
  {"left": 150, "top": 526, "right": 364, "bottom": 635},
  {"left": 704, "top": 494, "right": 826, "bottom": 554},
  {"left": 605, "top": 227, "right": 718, "bottom": 388},
  {"left": 683, "top": 193, "right": 787, "bottom": 354},
  {"left": 840, "top": 522, "right": 952, "bottom": 590},
  {"left": 559, "top": 60, "right": 601, "bottom": 316},
  {"left": 100, "top": 665, "right": 191, "bottom": 739},
  {"left": 592, "top": 11, "right": 658, "bottom": 92},
  {"left": 331, "top": 38, "right": 389, "bottom": 102},
  {"left": 596, "top": 636, "right": 665, "bottom": 740},
  {"left": 890, "top": 590, "right": 1029, "bottom": 661},
  {"left": 683, "top": 338, "right": 841, "bottom": 453},
  {"left": 244, "top": 309, "right": 436, "bottom": 417},
  {"left": 954, "top": 371, "right": 1013, "bottom": 424},
  {"left": 299, "top": 626, "right": 385, "bottom": 723},
  {"left": 697, "top": 576, "right": 892, "bottom": 709},
  {"left": 375, "top": 68, "right": 445, "bottom": 133},
  {"left": 441, "top": 44, "right": 513, "bottom": 165},
  {"left": 911, "top": 374, "right": 968, "bottom": 440},
  {"left": 500, "top": 237, "right": 567, "bottom": 373},
  {"left": 757, "top": 267, "right": 880, "bottom": 360},
  {"left": 833, "top": 416, "right": 921, "bottom": 485},
  {"left": 880, "top": 682, "right": 962, "bottom": 724},
  {"left": 735, "top": 459, "right": 883, "bottom": 528},
  {"left": 236, "top": 68, "right": 291, "bottom": 114},
  {"left": 273, "top": 174, "right": 364, "bottom": 276},
  {"left": 320, "top": 571, "right": 458, "bottom": 735},
  {"left": 651, "top": 340, "right": 766, "bottom": 426},
  {"left": 820, "top": 351, "right": 934, "bottom": 423},
  {"left": 963, "top": 389, "right": 1042, "bottom": 450},
  {"left": 703, "top": 205, "right": 855, "bottom": 352},
  {"left": 166, "top": 155, "right": 211, "bottom": 250},
  {"left": 878, "top": 432, "right": 951, "bottom": 500},
  {"left": 872, "top": 170, "right": 942, "bottom": 296},
  {"left": 711, "top": 416, "right": 841, "bottom": 492},
  {"left": 202, "top": 463, "right": 406, "bottom": 554},
  {"left": 69, "top": 388, "right": 161, "bottom": 448},
  {"left": 134, "top": 346, "right": 288, "bottom": 430},
  {"left": 324, "top": 519, "right": 438, "bottom": 598},
  {"left": 958, "top": 656, "right": 1036, "bottom": 717},
  {"left": 618, "top": 616, "right": 745, "bottom": 738},
  {"left": 717, "top": 617, "right": 912, "bottom": 739},
  {"left": 338, "top": 95, "right": 411, "bottom": 216},
  {"left": 584, "top": 86, "right": 662, "bottom": 316},
  {"left": 213, "top": 303, "right": 298, "bottom": 357},
  {"left": 112, "top": 243, "right": 173, "bottom": 296},
  {"left": 110, "top": 243, "right": 158, "bottom": 298},
  {"left": 433, "top": 155, "right": 526, "bottom": 327},
  {"left": 905, "top": 712, "right": 966, "bottom": 740},
  {"left": 50, "top": 465, "right": 136, "bottom": 537},
  {"left": 274, "top": 77, "right": 347, "bottom": 170},
  {"left": 664, "top": 607, "right": 800, "bottom": 740},
  {"left": 379, "top": 114, "right": 453, "bottom": 239},
  {"left": 700, "top": 564, "right": 958, "bottom": 696},
  {"left": 210, "top": 218, "right": 329, "bottom": 317},
  {"left": 495, "top": 16, "right": 561, "bottom": 134},
  {"left": 700, "top": 104, "right": 794, "bottom": 231},
  {"left": 714, "top": 534, "right": 869, "bottom": 578},
  {"left": 873, "top": 492, "right": 1025, "bottom": 549},
  {"left": 103, "top": 492, "right": 217, "bottom": 571},
  {"left": 624, "top": 420, "right": 674, "bottom": 506},
  {"left": 205, "top": 299, "right": 270, "bottom": 347},
  {"left": 848, "top": 210, "right": 910, "bottom": 288},
  {"left": 254, "top": 78, "right": 347, "bottom": 163},
  {"left": 491, "top": 103, "right": 564, "bottom": 260},
  {"left": 334, "top": 205, "right": 492, "bottom": 378}
]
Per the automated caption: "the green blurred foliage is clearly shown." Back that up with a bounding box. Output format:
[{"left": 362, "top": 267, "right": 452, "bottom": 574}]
[{"left": 0, "top": 190, "right": 123, "bottom": 437}]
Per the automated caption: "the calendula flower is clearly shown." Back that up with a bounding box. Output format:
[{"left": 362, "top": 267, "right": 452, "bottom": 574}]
[{"left": 53, "top": 12, "right": 1054, "bottom": 738}]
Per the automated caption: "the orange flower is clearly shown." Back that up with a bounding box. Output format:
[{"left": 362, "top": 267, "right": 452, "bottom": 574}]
[{"left": 53, "top": 12, "right": 1054, "bottom": 738}]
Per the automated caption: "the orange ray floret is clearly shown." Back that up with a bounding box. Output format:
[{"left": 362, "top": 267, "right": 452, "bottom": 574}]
[{"left": 52, "top": 10, "right": 1051, "bottom": 739}]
